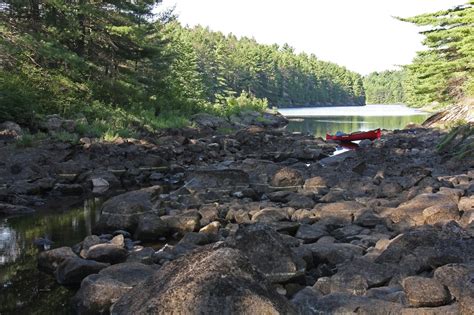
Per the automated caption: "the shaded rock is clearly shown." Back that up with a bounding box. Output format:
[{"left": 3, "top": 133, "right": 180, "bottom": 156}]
[
  {"left": 198, "top": 204, "right": 219, "bottom": 226},
  {"left": 53, "top": 183, "right": 84, "bottom": 195},
  {"left": 366, "top": 286, "right": 407, "bottom": 305},
  {"left": 73, "top": 263, "right": 155, "bottom": 314},
  {"left": 161, "top": 211, "right": 200, "bottom": 235},
  {"left": 229, "top": 224, "right": 305, "bottom": 283},
  {"left": 126, "top": 247, "right": 155, "bottom": 264},
  {"left": 191, "top": 113, "right": 231, "bottom": 129},
  {"left": 85, "top": 244, "right": 128, "bottom": 264},
  {"left": 95, "top": 186, "right": 163, "bottom": 233},
  {"left": 290, "top": 287, "right": 323, "bottom": 313},
  {"left": 335, "top": 258, "right": 397, "bottom": 288},
  {"left": 110, "top": 245, "right": 296, "bottom": 314},
  {"left": 402, "top": 276, "right": 451, "bottom": 307},
  {"left": 55, "top": 257, "right": 109, "bottom": 285},
  {"left": 288, "top": 194, "right": 315, "bottom": 209},
  {"left": 355, "top": 210, "right": 385, "bottom": 227},
  {"left": 185, "top": 169, "right": 249, "bottom": 191},
  {"left": 379, "top": 181, "right": 403, "bottom": 198},
  {"left": 375, "top": 226, "right": 474, "bottom": 269},
  {"left": 300, "top": 242, "right": 364, "bottom": 265},
  {"left": 295, "top": 224, "right": 328, "bottom": 243},
  {"left": 38, "top": 247, "right": 77, "bottom": 273},
  {"left": 291, "top": 292, "right": 403, "bottom": 315},
  {"left": 134, "top": 213, "right": 169, "bottom": 242},
  {"left": 267, "top": 190, "right": 292, "bottom": 202},
  {"left": 178, "top": 232, "right": 212, "bottom": 246}
]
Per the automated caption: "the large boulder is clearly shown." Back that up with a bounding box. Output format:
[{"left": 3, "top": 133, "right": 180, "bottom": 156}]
[
  {"left": 73, "top": 262, "right": 155, "bottom": 314},
  {"left": 94, "top": 186, "right": 163, "bottom": 233},
  {"left": 55, "top": 257, "right": 109, "bottom": 285},
  {"left": 229, "top": 224, "right": 305, "bottom": 283},
  {"left": 110, "top": 245, "right": 296, "bottom": 314}
]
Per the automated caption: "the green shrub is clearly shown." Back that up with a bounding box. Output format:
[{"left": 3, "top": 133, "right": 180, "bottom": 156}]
[
  {"left": 52, "top": 131, "right": 79, "bottom": 144},
  {"left": 212, "top": 91, "right": 268, "bottom": 117},
  {"left": 15, "top": 132, "right": 48, "bottom": 148}
]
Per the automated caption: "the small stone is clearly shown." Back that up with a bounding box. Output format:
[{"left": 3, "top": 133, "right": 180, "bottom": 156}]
[
  {"left": 85, "top": 244, "right": 128, "bottom": 264},
  {"left": 110, "top": 234, "right": 125, "bottom": 247},
  {"left": 199, "top": 221, "right": 221, "bottom": 234}
]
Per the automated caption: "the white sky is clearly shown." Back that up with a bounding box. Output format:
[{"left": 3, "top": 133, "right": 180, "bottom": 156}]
[{"left": 159, "top": 0, "right": 465, "bottom": 75}]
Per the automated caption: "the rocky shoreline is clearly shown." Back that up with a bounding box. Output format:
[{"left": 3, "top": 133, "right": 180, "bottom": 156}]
[{"left": 1, "top": 112, "right": 474, "bottom": 314}]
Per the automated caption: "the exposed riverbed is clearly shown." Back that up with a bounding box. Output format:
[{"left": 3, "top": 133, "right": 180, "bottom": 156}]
[{"left": 0, "top": 109, "right": 472, "bottom": 314}]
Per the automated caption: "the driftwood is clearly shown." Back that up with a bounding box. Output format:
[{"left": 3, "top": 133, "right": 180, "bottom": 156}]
[{"left": 423, "top": 99, "right": 474, "bottom": 127}]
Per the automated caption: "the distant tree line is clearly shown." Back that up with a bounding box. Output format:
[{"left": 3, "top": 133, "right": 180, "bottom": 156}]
[
  {"left": 168, "top": 23, "right": 366, "bottom": 108},
  {"left": 363, "top": 70, "right": 406, "bottom": 104}
]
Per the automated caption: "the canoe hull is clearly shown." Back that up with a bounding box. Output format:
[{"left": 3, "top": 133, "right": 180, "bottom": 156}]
[{"left": 326, "top": 129, "right": 381, "bottom": 142}]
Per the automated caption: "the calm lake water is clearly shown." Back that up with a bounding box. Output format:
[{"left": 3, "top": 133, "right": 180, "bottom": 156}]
[
  {"left": 278, "top": 104, "right": 430, "bottom": 138},
  {"left": 0, "top": 198, "right": 102, "bottom": 314}
]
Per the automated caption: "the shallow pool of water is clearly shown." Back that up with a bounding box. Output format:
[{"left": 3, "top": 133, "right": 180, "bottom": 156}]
[{"left": 0, "top": 198, "right": 102, "bottom": 314}]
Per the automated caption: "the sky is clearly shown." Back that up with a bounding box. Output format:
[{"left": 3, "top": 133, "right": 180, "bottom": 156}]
[{"left": 159, "top": 0, "right": 465, "bottom": 75}]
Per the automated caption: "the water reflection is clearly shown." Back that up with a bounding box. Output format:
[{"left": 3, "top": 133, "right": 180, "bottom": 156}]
[
  {"left": 285, "top": 115, "right": 428, "bottom": 138},
  {"left": 0, "top": 198, "right": 102, "bottom": 314}
]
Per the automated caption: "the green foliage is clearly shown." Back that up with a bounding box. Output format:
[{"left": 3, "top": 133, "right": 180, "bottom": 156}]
[
  {"left": 213, "top": 91, "right": 268, "bottom": 117},
  {"left": 363, "top": 70, "right": 406, "bottom": 104},
  {"left": 1, "top": 0, "right": 367, "bottom": 133},
  {"left": 175, "top": 24, "right": 366, "bottom": 107},
  {"left": 51, "top": 131, "right": 79, "bottom": 144},
  {"left": 15, "top": 132, "right": 48, "bottom": 148},
  {"left": 399, "top": 1, "right": 474, "bottom": 107},
  {"left": 437, "top": 124, "right": 474, "bottom": 159}
]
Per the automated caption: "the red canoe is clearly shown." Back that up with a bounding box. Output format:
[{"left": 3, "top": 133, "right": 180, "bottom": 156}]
[{"left": 326, "top": 129, "right": 381, "bottom": 142}]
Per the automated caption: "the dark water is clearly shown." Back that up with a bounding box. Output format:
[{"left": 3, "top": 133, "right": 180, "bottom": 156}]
[
  {"left": 0, "top": 198, "right": 102, "bottom": 314},
  {"left": 279, "top": 105, "right": 430, "bottom": 138}
]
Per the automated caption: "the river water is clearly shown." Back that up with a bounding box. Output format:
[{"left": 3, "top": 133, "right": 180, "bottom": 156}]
[
  {"left": 0, "top": 198, "right": 102, "bottom": 314},
  {"left": 278, "top": 104, "right": 429, "bottom": 138}
]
